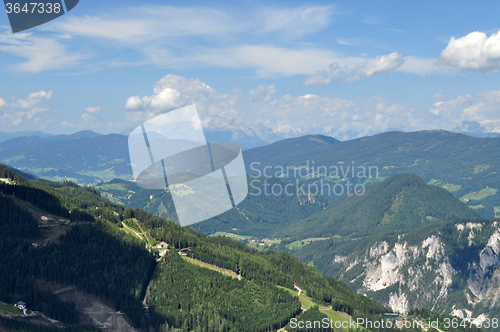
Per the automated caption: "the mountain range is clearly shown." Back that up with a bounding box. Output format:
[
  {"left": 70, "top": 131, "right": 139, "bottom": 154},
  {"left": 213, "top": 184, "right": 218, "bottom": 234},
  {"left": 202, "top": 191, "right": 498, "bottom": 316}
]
[
  {"left": 3, "top": 129, "right": 500, "bottom": 219},
  {"left": 0, "top": 126, "right": 497, "bottom": 331}
]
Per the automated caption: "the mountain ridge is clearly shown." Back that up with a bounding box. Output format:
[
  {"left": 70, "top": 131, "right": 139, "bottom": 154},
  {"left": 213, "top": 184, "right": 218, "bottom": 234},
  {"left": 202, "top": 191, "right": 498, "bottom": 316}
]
[{"left": 277, "top": 173, "right": 480, "bottom": 239}]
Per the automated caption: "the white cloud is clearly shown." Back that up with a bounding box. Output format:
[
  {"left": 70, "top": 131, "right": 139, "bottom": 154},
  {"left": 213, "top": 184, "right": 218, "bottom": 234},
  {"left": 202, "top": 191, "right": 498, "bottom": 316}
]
[
  {"left": 0, "top": 90, "right": 52, "bottom": 128},
  {"left": 0, "top": 98, "right": 5, "bottom": 107},
  {"left": 37, "top": 5, "right": 339, "bottom": 77},
  {"left": 124, "top": 75, "right": 434, "bottom": 140},
  {"left": 60, "top": 120, "right": 74, "bottom": 128},
  {"left": 50, "top": 5, "right": 334, "bottom": 44},
  {"left": 124, "top": 74, "right": 232, "bottom": 124},
  {"left": 438, "top": 30, "right": 500, "bottom": 71},
  {"left": 0, "top": 31, "right": 83, "bottom": 73},
  {"left": 182, "top": 45, "right": 338, "bottom": 77},
  {"left": 362, "top": 15, "right": 381, "bottom": 25},
  {"left": 428, "top": 89, "right": 500, "bottom": 132},
  {"left": 85, "top": 106, "right": 100, "bottom": 113},
  {"left": 346, "top": 52, "right": 405, "bottom": 83},
  {"left": 132, "top": 75, "right": 500, "bottom": 139},
  {"left": 259, "top": 6, "right": 335, "bottom": 39},
  {"left": 397, "top": 56, "right": 456, "bottom": 76},
  {"left": 250, "top": 84, "right": 277, "bottom": 102},
  {"left": 432, "top": 90, "right": 444, "bottom": 99},
  {"left": 303, "top": 52, "right": 405, "bottom": 85},
  {"left": 80, "top": 106, "right": 104, "bottom": 128},
  {"left": 48, "top": 6, "right": 241, "bottom": 45}
]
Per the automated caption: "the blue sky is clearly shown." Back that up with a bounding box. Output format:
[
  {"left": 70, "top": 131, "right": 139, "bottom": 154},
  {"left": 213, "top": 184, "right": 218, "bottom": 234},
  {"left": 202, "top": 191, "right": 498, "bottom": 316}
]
[{"left": 1, "top": 0, "right": 500, "bottom": 139}]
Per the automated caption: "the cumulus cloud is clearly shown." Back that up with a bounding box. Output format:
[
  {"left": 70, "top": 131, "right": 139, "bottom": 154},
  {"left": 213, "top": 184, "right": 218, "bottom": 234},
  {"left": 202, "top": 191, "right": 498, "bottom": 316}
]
[
  {"left": 346, "top": 52, "right": 405, "bottom": 82},
  {"left": 250, "top": 84, "right": 277, "bottom": 102},
  {"left": 429, "top": 89, "right": 500, "bottom": 132},
  {"left": 80, "top": 106, "right": 104, "bottom": 128},
  {"left": 438, "top": 30, "right": 500, "bottom": 71},
  {"left": 60, "top": 120, "right": 74, "bottom": 128},
  {"left": 124, "top": 74, "right": 234, "bottom": 125},
  {"left": 125, "top": 74, "right": 500, "bottom": 140},
  {"left": 303, "top": 52, "right": 405, "bottom": 85},
  {"left": 124, "top": 75, "right": 432, "bottom": 140},
  {"left": 0, "top": 90, "right": 53, "bottom": 128}
]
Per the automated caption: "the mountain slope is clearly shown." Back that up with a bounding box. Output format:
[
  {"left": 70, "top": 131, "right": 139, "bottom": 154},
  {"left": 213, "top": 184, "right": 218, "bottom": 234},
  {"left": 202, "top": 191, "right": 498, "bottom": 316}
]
[
  {"left": 243, "top": 134, "right": 340, "bottom": 171},
  {"left": 0, "top": 164, "right": 395, "bottom": 332},
  {"left": 96, "top": 177, "right": 329, "bottom": 237},
  {"left": 0, "top": 132, "right": 130, "bottom": 183},
  {"left": 289, "top": 218, "right": 500, "bottom": 322},
  {"left": 278, "top": 173, "right": 480, "bottom": 239},
  {"left": 0, "top": 130, "right": 53, "bottom": 143}
]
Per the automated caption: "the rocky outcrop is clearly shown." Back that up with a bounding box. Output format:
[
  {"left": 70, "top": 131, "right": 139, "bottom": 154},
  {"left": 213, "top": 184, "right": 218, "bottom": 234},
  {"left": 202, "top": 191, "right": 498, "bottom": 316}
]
[{"left": 330, "top": 220, "right": 500, "bottom": 323}]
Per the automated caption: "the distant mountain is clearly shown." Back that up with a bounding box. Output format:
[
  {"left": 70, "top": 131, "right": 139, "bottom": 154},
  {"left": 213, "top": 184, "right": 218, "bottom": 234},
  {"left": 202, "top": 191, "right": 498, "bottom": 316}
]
[
  {"left": 453, "top": 120, "right": 500, "bottom": 138},
  {"left": 243, "top": 134, "right": 340, "bottom": 172},
  {"left": 44, "top": 130, "right": 104, "bottom": 141},
  {"left": 0, "top": 130, "right": 53, "bottom": 142},
  {"left": 205, "top": 129, "right": 270, "bottom": 150},
  {"left": 0, "top": 128, "right": 281, "bottom": 184},
  {"left": 4, "top": 129, "right": 500, "bottom": 219},
  {"left": 277, "top": 174, "right": 480, "bottom": 239},
  {"left": 244, "top": 130, "right": 500, "bottom": 218},
  {"left": 0, "top": 131, "right": 130, "bottom": 184}
]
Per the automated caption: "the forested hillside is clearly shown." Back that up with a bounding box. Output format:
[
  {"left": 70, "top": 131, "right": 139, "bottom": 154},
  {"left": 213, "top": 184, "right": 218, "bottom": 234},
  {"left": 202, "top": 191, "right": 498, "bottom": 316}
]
[
  {"left": 97, "top": 176, "right": 329, "bottom": 237},
  {"left": 277, "top": 174, "right": 480, "bottom": 239},
  {"left": 0, "top": 164, "right": 407, "bottom": 332}
]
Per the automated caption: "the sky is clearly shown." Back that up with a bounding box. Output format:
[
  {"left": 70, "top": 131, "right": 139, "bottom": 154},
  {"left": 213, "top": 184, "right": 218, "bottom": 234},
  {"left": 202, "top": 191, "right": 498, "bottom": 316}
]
[{"left": 1, "top": 0, "right": 500, "bottom": 140}]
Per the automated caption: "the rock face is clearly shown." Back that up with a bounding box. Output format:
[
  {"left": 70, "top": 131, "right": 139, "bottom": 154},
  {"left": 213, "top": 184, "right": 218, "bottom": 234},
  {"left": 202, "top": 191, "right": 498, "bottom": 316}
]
[{"left": 329, "top": 220, "right": 500, "bottom": 320}]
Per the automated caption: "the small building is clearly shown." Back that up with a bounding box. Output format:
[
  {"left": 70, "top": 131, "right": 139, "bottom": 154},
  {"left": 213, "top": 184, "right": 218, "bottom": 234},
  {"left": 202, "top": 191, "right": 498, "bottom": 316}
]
[
  {"left": 14, "top": 301, "right": 26, "bottom": 310},
  {"left": 178, "top": 248, "right": 190, "bottom": 255}
]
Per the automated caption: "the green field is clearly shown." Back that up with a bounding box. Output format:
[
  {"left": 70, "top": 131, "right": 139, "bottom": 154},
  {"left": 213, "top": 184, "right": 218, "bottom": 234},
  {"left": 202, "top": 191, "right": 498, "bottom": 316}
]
[
  {"left": 98, "top": 182, "right": 128, "bottom": 191},
  {"left": 209, "top": 232, "right": 252, "bottom": 240},
  {"left": 182, "top": 256, "right": 238, "bottom": 279},
  {"left": 442, "top": 184, "right": 461, "bottom": 192},
  {"left": 277, "top": 286, "right": 355, "bottom": 332},
  {"left": 0, "top": 302, "right": 22, "bottom": 315},
  {"left": 121, "top": 219, "right": 156, "bottom": 248},
  {"left": 469, "top": 204, "right": 484, "bottom": 210},
  {"left": 495, "top": 206, "right": 500, "bottom": 218},
  {"left": 461, "top": 187, "right": 498, "bottom": 201},
  {"left": 428, "top": 179, "right": 462, "bottom": 193},
  {"left": 286, "top": 237, "right": 329, "bottom": 250},
  {"left": 209, "top": 232, "right": 281, "bottom": 250}
]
